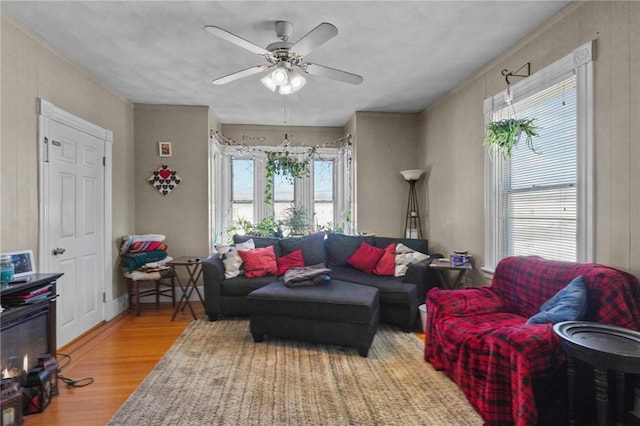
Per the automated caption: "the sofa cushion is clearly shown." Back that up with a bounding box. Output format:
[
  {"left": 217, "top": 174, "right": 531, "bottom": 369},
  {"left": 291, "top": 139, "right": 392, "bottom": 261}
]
[
  {"left": 330, "top": 266, "right": 417, "bottom": 305},
  {"left": 215, "top": 239, "right": 255, "bottom": 279},
  {"left": 221, "top": 275, "right": 277, "bottom": 297},
  {"left": 526, "top": 276, "right": 588, "bottom": 324},
  {"left": 395, "top": 243, "right": 430, "bottom": 277},
  {"left": 233, "top": 235, "right": 282, "bottom": 257},
  {"left": 372, "top": 243, "right": 396, "bottom": 276},
  {"left": 277, "top": 249, "right": 305, "bottom": 276},
  {"left": 279, "top": 232, "right": 326, "bottom": 266},
  {"left": 326, "top": 233, "right": 374, "bottom": 267},
  {"left": 347, "top": 242, "right": 385, "bottom": 274},
  {"left": 239, "top": 246, "right": 278, "bottom": 278},
  {"left": 441, "top": 312, "right": 527, "bottom": 355}
]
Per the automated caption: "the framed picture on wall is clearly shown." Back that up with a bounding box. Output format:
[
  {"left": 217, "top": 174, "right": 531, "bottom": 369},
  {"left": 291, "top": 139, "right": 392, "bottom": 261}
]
[{"left": 159, "top": 142, "right": 172, "bottom": 157}]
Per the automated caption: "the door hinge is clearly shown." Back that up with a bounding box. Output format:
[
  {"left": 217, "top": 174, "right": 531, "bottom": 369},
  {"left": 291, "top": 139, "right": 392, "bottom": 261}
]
[
  {"left": 102, "top": 292, "right": 106, "bottom": 303},
  {"left": 102, "top": 156, "right": 106, "bottom": 167},
  {"left": 44, "top": 137, "right": 49, "bottom": 162}
]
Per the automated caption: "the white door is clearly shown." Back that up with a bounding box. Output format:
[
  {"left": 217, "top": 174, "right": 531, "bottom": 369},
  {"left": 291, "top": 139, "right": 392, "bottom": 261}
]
[{"left": 38, "top": 99, "right": 110, "bottom": 348}]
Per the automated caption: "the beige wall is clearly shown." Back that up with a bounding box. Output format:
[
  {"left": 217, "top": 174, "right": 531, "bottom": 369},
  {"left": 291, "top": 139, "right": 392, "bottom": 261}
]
[
  {"left": 133, "top": 105, "right": 210, "bottom": 282},
  {"left": 420, "top": 1, "right": 640, "bottom": 282},
  {"left": 1, "top": 15, "right": 135, "bottom": 298},
  {"left": 352, "top": 112, "right": 422, "bottom": 238}
]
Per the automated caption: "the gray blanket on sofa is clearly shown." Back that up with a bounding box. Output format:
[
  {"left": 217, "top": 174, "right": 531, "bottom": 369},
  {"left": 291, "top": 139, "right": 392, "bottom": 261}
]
[{"left": 284, "top": 266, "right": 331, "bottom": 287}]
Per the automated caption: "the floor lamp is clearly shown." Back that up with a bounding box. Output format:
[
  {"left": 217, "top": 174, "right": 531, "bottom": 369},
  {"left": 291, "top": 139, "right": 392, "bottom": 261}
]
[{"left": 400, "top": 169, "right": 425, "bottom": 239}]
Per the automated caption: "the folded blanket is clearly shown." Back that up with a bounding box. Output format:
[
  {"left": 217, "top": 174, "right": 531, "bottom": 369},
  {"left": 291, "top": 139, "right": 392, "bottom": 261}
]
[
  {"left": 120, "top": 234, "right": 165, "bottom": 255},
  {"left": 284, "top": 266, "right": 331, "bottom": 288},
  {"left": 121, "top": 250, "right": 167, "bottom": 272},
  {"left": 128, "top": 241, "right": 168, "bottom": 253},
  {"left": 140, "top": 256, "right": 173, "bottom": 270},
  {"left": 285, "top": 274, "right": 328, "bottom": 288},
  {"left": 123, "top": 267, "right": 175, "bottom": 282}
]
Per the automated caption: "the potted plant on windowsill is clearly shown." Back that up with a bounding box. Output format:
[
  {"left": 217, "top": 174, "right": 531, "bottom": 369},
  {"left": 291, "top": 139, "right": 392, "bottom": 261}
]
[
  {"left": 282, "top": 204, "right": 312, "bottom": 236},
  {"left": 484, "top": 118, "right": 539, "bottom": 159}
]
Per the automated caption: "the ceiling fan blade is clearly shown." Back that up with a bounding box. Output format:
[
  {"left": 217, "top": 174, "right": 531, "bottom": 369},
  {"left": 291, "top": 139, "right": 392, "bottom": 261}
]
[
  {"left": 213, "top": 66, "right": 266, "bottom": 85},
  {"left": 304, "top": 63, "right": 363, "bottom": 85},
  {"left": 204, "top": 25, "right": 270, "bottom": 56},
  {"left": 291, "top": 22, "right": 338, "bottom": 57}
]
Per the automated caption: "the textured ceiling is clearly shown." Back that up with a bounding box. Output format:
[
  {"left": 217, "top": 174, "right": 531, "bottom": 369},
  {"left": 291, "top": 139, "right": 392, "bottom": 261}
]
[{"left": 2, "top": 1, "right": 570, "bottom": 127}]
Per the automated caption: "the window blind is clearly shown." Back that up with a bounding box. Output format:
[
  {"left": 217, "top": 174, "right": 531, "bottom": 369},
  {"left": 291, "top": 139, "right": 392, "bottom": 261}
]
[{"left": 496, "top": 75, "right": 577, "bottom": 261}]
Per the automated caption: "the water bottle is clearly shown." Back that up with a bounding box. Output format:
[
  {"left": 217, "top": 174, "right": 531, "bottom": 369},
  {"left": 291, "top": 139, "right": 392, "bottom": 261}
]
[{"left": 1, "top": 255, "right": 15, "bottom": 283}]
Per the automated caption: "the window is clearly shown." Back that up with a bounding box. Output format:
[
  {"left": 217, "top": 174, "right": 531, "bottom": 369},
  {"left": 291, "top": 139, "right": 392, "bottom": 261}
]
[
  {"left": 210, "top": 144, "right": 352, "bottom": 244},
  {"left": 314, "top": 160, "right": 334, "bottom": 229},
  {"left": 231, "top": 159, "right": 254, "bottom": 225},
  {"left": 273, "top": 170, "right": 295, "bottom": 222},
  {"left": 484, "top": 42, "right": 594, "bottom": 271}
]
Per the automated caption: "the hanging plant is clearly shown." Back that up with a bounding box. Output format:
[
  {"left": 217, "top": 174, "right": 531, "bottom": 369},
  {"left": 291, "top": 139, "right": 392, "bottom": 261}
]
[
  {"left": 484, "top": 118, "right": 540, "bottom": 159},
  {"left": 264, "top": 147, "right": 317, "bottom": 204}
]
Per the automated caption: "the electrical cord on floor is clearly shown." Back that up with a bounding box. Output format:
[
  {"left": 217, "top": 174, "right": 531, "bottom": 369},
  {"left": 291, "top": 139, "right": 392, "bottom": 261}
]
[
  {"left": 57, "top": 352, "right": 71, "bottom": 370},
  {"left": 58, "top": 374, "right": 94, "bottom": 388},
  {"left": 56, "top": 352, "right": 95, "bottom": 388}
]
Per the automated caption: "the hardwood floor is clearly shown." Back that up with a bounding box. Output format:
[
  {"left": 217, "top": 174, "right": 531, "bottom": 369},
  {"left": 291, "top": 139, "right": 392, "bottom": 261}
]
[
  {"left": 24, "top": 303, "right": 425, "bottom": 425},
  {"left": 24, "top": 303, "right": 203, "bottom": 426}
]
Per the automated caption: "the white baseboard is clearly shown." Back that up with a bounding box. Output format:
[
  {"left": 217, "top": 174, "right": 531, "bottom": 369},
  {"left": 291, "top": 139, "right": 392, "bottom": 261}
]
[{"left": 104, "top": 293, "right": 128, "bottom": 320}]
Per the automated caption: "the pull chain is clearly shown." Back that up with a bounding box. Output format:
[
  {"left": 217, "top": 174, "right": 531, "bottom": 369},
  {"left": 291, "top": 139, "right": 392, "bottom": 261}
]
[{"left": 283, "top": 96, "right": 287, "bottom": 125}]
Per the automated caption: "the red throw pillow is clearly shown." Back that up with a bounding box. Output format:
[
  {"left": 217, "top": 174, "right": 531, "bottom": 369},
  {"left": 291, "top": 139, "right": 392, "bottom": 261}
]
[
  {"left": 238, "top": 246, "right": 277, "bottom": 278},
  {"left": 277, "top": 249, "right": 305, "bottom": 276},
  {"left": 347, "top": 242, "right": 386, "bottom": 274},
  {"left": 373, "top": 243, "right": 396, "bottom": 276}
]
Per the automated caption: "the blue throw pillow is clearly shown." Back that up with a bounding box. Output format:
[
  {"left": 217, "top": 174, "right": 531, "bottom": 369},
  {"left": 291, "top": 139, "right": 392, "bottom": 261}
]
[{"left": 526, "top": 276, "right": 588, "bottom": 325}]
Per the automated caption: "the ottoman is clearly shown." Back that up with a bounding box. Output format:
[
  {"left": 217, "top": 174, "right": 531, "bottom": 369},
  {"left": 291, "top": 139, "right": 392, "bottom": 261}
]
[{"left": 247, "top": 279, "right": 379, "bottom": 357}]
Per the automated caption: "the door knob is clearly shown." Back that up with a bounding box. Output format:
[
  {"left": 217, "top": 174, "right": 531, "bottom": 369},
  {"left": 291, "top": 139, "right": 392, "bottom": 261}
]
[{"left": 52, "top": 247, "right": 66, "bottom": 255}]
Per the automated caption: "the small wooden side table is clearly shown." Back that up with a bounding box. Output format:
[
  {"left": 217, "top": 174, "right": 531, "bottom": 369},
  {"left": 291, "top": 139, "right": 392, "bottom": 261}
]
[
  {"left": 553, "top": 321, "right": 640, "bottom": 426},
  {"left": 428, "top": 258, "right": 472, "bottom": 289},
  {"left": 168, "top": 256, "right": 205, "bottom": 321}
]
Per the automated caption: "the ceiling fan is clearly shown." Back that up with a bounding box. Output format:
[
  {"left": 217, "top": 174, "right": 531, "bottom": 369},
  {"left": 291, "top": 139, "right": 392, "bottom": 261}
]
[{"left": 204, "top": 21, "right": 363, "bottom": 95}]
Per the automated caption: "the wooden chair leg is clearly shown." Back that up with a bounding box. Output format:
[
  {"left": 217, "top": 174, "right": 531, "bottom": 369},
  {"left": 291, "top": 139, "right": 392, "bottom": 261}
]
[
  {"left": 171, "top": 276, "right": 176, "bottom": 307},
  {"left": 134, "top": 281, "right": 141, "bottom": 316},
  {"left": 127, "top": 279, "right": 140, "bottom": 315},
  {"left": 127, "top": 280, "right": 132, "bottom": 312},
  {"left": 126, "top": 274, "right": 176, "bottom": 316}
]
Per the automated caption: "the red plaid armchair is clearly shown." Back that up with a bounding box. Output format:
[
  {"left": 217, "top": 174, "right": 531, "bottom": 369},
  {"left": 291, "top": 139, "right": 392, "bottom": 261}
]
[{"left": 424, "top": 256, "right": 640, "bottom": 426}]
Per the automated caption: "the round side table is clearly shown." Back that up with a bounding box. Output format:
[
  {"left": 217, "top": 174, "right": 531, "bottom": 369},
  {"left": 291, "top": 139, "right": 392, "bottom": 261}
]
[{"left": 553, "top": 321, "right": 640, "bottom": 426}]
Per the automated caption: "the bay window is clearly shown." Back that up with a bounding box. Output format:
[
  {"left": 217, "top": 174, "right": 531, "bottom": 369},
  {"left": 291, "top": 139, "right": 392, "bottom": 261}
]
[{"left": 211, "top": 143, "right": 352, "bottom": 245}]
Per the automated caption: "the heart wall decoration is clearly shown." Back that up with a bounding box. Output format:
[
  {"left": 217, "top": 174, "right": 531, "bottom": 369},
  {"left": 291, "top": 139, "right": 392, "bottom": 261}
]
[{"left": 148, "top": 164, "right": 182, "bottom": 196}]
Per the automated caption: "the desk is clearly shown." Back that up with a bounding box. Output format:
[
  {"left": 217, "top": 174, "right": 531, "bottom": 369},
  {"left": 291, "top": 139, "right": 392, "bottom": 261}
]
[
  {"left": 168, "top": 257, "right": 205, "bottom": 321},
  {"left": 428, "top": 259, "right": 472, "bottom": 289},
  {"left": 553, "top": 321, "right": 640, "bottom": 426}
]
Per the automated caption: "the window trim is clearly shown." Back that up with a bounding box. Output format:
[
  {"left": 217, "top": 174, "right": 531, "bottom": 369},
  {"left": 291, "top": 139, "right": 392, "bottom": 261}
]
[{"left": 483, "top": 41, "right": 594, "bottom": 272}]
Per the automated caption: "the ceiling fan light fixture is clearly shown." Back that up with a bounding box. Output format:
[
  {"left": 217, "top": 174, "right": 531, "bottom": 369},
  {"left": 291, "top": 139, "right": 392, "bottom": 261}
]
[
  {"left": 289, "top": 72, "right": 306, "bottom": 90},
  {"left": 271, "top": 63, "right": 289, "bottom": 84},
  {"left": 278, "top": 84, "right": 294, "bottom": 95},
  {"left": 260, "top": 74, "right": 277, "bottom": 92},
  {"left": 260, "top": 63, "right": 306, "bottom": 95}
]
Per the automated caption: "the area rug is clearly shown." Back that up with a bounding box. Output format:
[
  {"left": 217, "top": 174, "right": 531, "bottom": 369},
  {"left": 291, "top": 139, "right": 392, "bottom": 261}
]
[{"left": 107, "top": 319, "right": 482, "bottom": 425}]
